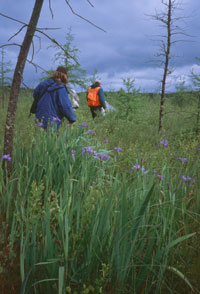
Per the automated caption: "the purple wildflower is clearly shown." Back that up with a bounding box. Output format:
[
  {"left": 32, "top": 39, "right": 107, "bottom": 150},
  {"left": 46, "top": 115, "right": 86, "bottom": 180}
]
[
  {"left": 142, "top": 166, "right": 146, "bottom": 174},
  {"left": 53, "top": 117, "right": 61, "bottom": 123},
  {"left": 155, "top": 174, "right": 165, "bottom": 181},
  {"left": 72, "top": 150, "right": 75, "bottom": 159},
  {"left": 79, "top": 122, "right": 88, "bottom": 128},
  {"left": 37, "top": 122, "right": 44, "bottom": 128},
  {"left": 180, "top": 175, "right": 195, "bottom": 183},
  {"left": 1, "top": 154, "right": 12, "bottom": 161},
  {"left": 182, "top": 158, "right": 188, "bottom": 164},
  {"left": 113, "top": 147, "right": 122, "bottom": 153},
  {"left": 97, "top": 154, "right": 110, "bottom": 161},
  {"left": 88, "top": 129, "right": 96, "bottom": 135},
  {"left": 103, "top": 139, "right": 108, "bottom": 143},
  {"left": 133, "top": 164, "right": 141, "bottom": 171},
  {"left": 176, "top": 157, "right": 188, "bottom": 164},
  {"left": 81, "top": 147, "right": 97, "bottom": 156},
  {"left": 159, "top": 140, "right": 168, "bottom": 148},
  {"left": 129, "top": 164, "right": 145, "bottom": 174},
  {"left": 196, "top": 147, "right": 200, "bottom": 152}
]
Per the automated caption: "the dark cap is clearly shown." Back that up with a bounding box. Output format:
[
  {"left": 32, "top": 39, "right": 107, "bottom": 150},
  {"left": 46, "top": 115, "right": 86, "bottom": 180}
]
[
  {"left": 94, "top": 80, "right": 101, "bottom": 86},
  {"left": 56, "top": 66, "right": 67, "bottom": 75}
]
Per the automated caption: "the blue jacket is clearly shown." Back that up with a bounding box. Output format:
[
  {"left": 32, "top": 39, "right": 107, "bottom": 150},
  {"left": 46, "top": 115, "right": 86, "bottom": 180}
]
[{"left": 33, "top": 78, "right": 76, "bottom": 129}]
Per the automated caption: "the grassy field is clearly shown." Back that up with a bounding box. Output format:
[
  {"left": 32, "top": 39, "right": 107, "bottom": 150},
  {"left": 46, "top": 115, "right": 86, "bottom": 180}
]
[{"left": 0, "top": 89, "right": 200, "bottom": 294}]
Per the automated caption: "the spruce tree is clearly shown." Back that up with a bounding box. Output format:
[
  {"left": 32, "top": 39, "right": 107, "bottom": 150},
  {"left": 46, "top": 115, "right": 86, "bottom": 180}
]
[
  {"left": 42, "top": 27, "right": 87, "bottom": 90},
  {"left": 0, "top": 48, "right": 13, "bottom": 107}
]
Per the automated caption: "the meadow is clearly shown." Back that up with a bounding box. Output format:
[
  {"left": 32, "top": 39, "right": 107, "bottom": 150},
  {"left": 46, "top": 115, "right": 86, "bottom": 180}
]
[{"left": 0, "top": 89, "right": 200, "bottom": 294}]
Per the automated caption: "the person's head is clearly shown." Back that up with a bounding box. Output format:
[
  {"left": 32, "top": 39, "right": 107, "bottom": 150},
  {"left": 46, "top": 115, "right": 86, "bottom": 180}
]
[
  {"left": 52, "top": 66, "right": 68, "bottom": 84},
  {"left": 94, "top": 80, "right": 101, "bottom": 87}
]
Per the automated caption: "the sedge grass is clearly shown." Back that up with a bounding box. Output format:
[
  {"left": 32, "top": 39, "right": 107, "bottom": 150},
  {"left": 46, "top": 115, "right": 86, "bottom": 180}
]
[{"left": 0, "top": 91, "right": 200, "bottom": 293}]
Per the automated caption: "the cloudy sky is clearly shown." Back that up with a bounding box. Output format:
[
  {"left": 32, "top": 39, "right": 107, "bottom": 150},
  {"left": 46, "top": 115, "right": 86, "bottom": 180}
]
[{"left": 0, "top": 0, "right": 200, "bottom": 92}]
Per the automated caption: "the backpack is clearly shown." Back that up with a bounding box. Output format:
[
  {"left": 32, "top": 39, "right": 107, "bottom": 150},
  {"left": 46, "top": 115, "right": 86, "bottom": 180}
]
[
  {"left": 30, "top": 81, "right": 54, "bottom": 114},
  {"left": 87, "top": 87, "right": 101, "bottom": 107}
]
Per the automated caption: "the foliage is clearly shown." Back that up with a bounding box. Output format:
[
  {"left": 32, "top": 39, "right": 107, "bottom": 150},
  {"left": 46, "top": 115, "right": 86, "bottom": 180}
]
[
  {"left": 0, "top": 48, "right": 13, "bottom": 106},
  {"left": 87, "top": 68, "right": 101, "bottom": 87},
  {"left": 0, "top": 90, "right": 200, "bottom": 293},
  {"left": 191, "top": 57, "right": 200, "bottom": 135},
  {"left": 191, "top": 57, "right": 200, "bottom": 90},
  {"left": 170, "top": 77, "right": 192, "bottom": 108},
  {"left": 0, "top": 48, "right": 13, "bottom": 88},
  {"left": 42, "top": 27, "right": 87, "bottom": 90},
  {"left": 122, "top": 77, "right": 139, "bottom": 94}
]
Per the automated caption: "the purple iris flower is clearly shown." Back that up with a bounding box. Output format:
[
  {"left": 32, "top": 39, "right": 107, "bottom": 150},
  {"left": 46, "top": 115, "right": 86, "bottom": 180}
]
[
  {"left": 182, "top": 158, "right": 188, "bottom": 164},
  {"left": 72, "top": 150, "right": 75, "bottom": 159},
  {"left": 113, "top": 147, "right": 122, "bottom": 153},
  {"left": 176, "top": 157, "right": 188, "bottom": 164},
  {"left": 53, "top": 117, "right": 61, "bottom": 123},
  {"left": 180, "top": 175, "right": 195, "bottom": 183},
  {"left": 37, "top": 122, "right": 44, "bottom": 128},
  {"left": 81, "top": 147, "right": 97, "bottom": 156},
  {"left": 142, "top": 166, "right": 146, "bottom": 174},
  {"left": 129, "top": 164, "right": 145, "bottom": 174},
  {"left": 97, "top": 154, "right": 110, "bottom": 161},
  {"left": 1, "top": 154, "right": 12, "bottom": 161},
  {"left": 155, "top": 174, "right": 165, "bottom": 181},
  {"left": 103, "top": 139, "right": 108, "bottom": 143},
  {"left": 159, "top": 140, "right": 168, "bottom": 148},
  {"left": 79, "top": 122, "right": 88, "bottom": 128},
  {"left": 134, "top": 164, "right": 141, "bottom": 171},
  {"left": 88, "top": 129, "right": 96, "bottom": 135}
]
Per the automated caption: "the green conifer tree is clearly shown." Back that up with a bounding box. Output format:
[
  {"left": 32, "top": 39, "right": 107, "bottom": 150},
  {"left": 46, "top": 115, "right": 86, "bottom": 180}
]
[
  {"left": 42, "top": 27, "right": 87, "bottom": 90},
  {"left": 0, "top": 48, "right": 13, "bottom": 107}
]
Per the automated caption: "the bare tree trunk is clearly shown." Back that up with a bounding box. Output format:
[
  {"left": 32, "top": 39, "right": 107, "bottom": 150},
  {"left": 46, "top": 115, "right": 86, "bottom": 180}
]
[
  {"left": 158, "top": 0, "right": 172, "bottom": 132},
  {"left": 2, "top": 0, "right": 44, "bottom": 175}
]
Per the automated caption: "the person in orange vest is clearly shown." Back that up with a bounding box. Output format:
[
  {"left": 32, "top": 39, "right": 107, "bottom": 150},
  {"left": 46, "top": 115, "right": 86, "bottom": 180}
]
[{"left": 87, "top": 81, "right": 107, "bottom": 119}]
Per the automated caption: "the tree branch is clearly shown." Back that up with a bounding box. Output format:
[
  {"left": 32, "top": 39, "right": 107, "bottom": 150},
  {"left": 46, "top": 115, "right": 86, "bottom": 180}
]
[
  {"left": 27, "top": 58, "right": 47, "bottom": 72},
  {"left": 0, "top": 12, "right": 27, "bottom": 26},
  {"left": 35, "top": 29, "right": 80, "bottom": 65},
  {"left": 86, "top": 0, "right": 94, "bottom": 7},
  {"left": 8, "top": 25, "right": 27, "bottom": 42},
  {"left": 49, "top": 0, "right": 54, "bottom": 19},
  {"left": 64, "top": 0, "right": 106, "bottom": 32},
  {"left": 0, "top": 43, "right": 21, "bottom": 48}
]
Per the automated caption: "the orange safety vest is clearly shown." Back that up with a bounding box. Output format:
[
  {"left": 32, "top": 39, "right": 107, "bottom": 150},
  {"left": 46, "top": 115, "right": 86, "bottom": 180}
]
[{"left": 87, "top": 87, "right": 101, "bottom": 107}]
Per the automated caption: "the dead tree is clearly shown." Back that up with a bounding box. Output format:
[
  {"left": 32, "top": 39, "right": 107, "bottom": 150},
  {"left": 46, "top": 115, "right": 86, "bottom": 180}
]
[
  {"left": 159, "top": 0, "right": 172, "bottom": 132},
  {"left": 150, "top": 0, "right": 188, "bottom": 132},
  {"left": 0, "top": 0, "right": 105, "bottom": 176}
]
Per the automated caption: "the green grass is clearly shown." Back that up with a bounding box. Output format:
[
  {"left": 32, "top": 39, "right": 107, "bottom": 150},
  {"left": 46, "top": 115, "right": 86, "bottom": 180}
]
[{"left": 0, "top": 90, "right": 200, "bottom": 293}]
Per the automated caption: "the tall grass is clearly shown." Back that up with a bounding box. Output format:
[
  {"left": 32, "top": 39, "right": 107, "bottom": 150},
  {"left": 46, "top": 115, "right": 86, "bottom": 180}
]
[{"left": 0, "top": 90, "right": 200, "bottom": 293}]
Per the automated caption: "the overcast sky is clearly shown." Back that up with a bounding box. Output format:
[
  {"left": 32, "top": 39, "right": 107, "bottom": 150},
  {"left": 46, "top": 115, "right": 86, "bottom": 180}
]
[{"left": 0, "top": 0, "right": 200, "bottom": 92}]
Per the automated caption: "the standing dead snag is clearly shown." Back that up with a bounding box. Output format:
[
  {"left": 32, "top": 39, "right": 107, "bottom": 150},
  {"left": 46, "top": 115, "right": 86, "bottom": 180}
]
[
  {"left": 159, "top": 0, "right": 172, "bottom": 132},
  {"left": 150, "top": 0, "right": 187, "bottom": 132}
]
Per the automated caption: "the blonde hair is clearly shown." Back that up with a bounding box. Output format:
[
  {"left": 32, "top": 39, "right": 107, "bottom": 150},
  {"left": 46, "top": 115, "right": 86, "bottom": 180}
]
[{"left": 52, "top": 71, "right": 68, "bottom": 84}]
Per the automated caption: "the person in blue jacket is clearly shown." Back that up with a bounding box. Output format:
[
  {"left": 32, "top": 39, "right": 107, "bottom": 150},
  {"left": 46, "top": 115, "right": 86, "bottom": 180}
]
[{"left": 33, "top": 66, "right": 76, "bottom": 130}]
